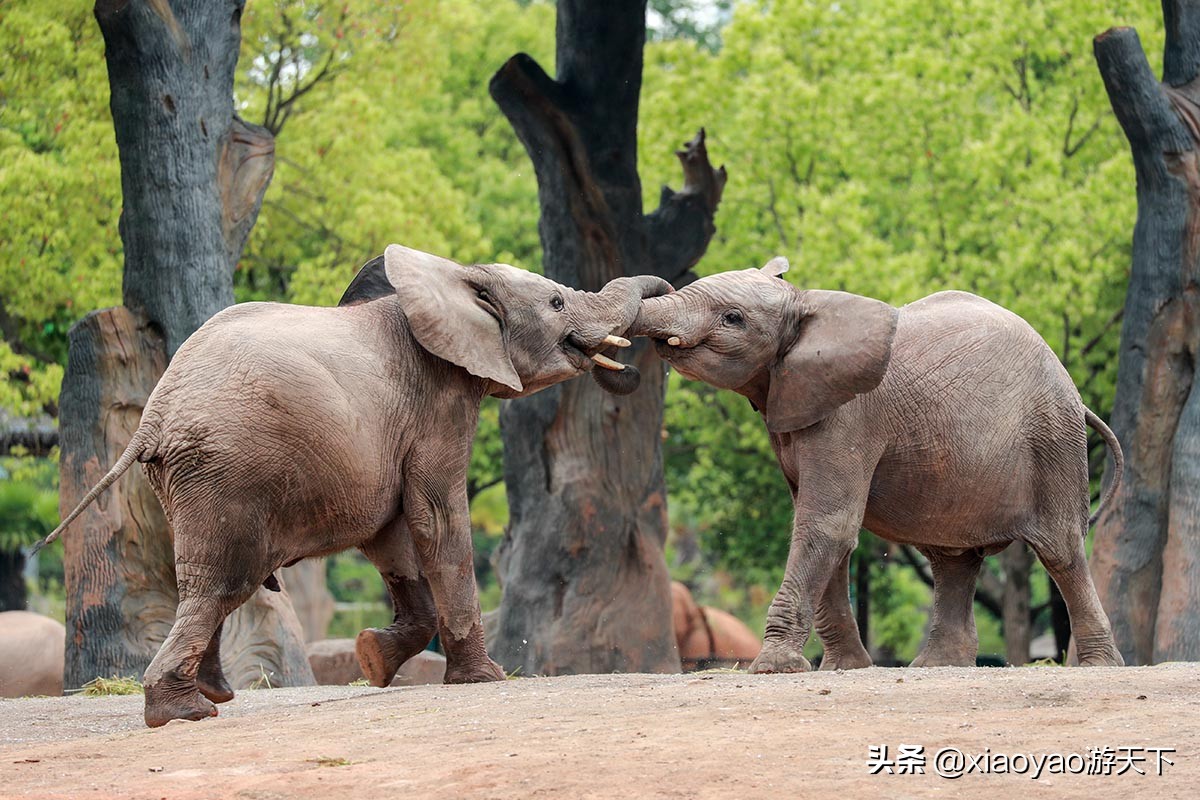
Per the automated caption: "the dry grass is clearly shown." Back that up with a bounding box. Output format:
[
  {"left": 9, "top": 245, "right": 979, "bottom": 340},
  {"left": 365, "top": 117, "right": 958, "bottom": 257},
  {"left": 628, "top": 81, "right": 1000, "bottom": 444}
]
[
  {"left": 247, "top": 665, "right": 275, "bottom": 690},
  {"left": 73, "top": 676, "right": 143, "bottom": 696}
]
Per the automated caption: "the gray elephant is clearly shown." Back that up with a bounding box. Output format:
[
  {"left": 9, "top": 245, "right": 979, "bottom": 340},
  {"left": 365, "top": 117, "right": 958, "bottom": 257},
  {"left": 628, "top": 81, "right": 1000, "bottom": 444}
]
[
  {"left": 627, "top": 257, "right": 1124, "bottom": 672},
  {"left": 41, "top": 244, "right": 670, "bottom": 727}
]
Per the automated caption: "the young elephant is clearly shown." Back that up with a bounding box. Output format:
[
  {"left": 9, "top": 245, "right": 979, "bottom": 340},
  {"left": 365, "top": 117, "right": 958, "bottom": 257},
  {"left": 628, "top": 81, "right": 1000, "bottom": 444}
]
[
  {"left": 628, "top": 257, "right": 1124, "bottom": 671},
  {"left": 41, "top": 244, "right": 671, "bottom": 727}
]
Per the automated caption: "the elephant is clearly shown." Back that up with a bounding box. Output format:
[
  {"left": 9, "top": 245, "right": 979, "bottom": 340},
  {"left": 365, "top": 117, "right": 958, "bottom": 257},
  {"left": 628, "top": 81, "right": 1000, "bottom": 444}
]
[
  {"left": 40, "top": 244, "right": 671, "bottom": 727},
  {"left": 0, "top": 611, "right": 65, "bottom": 698},
  {"left": 627, "top": 257, "right": 1124, "bottom": 672},
  {"left": 671, "top": 582, "right": 761, "bottom": 670}
]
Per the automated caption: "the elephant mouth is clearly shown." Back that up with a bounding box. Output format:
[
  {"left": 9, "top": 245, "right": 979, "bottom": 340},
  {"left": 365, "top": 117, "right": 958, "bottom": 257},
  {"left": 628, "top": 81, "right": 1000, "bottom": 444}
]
[
  {"left": 563, "top": 334, "right": 592, "bottom": 370},
  {"left": 565, "top": 331, "right": 631, "bottom": 373},
  {"left": 653, "top": 338, "right": 701, "bottom": 380},
  {"left": 652, "top": 337, "right": 684, "bottom": 360}
]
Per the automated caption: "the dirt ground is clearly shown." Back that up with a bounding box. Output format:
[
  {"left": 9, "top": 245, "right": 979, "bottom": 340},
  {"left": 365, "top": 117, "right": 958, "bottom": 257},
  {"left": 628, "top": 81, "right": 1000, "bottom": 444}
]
[{"left": 1, "top": 664, "right": 1197, "bottom": 799}]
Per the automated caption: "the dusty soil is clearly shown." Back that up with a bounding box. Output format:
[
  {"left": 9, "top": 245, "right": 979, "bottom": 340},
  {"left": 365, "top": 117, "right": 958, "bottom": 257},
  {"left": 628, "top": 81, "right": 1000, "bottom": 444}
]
[{"left": 1, "top": 664, "right": 1197, "bottom": 799}]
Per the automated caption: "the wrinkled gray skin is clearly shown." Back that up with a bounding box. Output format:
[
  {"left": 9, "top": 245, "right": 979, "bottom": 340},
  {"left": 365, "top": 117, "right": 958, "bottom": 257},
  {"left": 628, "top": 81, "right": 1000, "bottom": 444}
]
[
  {"left": 48, "top": 244, "right": 671, "bottom": 727},
  {"left": 628, "top": 257, "right": 1124, "bottom": 672}
]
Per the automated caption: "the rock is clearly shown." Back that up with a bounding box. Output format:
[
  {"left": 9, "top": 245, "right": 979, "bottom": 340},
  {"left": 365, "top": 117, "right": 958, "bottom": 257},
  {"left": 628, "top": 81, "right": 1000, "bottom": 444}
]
[
  {"left": 306, "top": 638, "right": 446, "bottom": 686},
  {"left": 0, "top": 611, "right": 65, "bottom": 698}
]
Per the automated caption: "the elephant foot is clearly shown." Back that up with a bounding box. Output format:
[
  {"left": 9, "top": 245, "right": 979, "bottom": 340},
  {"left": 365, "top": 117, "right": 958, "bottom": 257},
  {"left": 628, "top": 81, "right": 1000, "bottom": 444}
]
[
  {"left": 819, "top": 647, "right": 873, "bottom": 671},
  {"left": 444, "top": 657, "right": 506, "bottom": 684},
  {"left": 196, "top": 662, "right": 235, "bottom": 704},
  {"left": 144, "top": 673, "right": 218, "bottom": 729},
  {"left": 356, "top": 628, "right": 402, "bottom": 688},
  {"left": 1075, "top": 638, "right": 1124, "bottom": 667},
  {"left": 750, "top": 641, "right": 812, "bottom": 674},
  {"left": 910, "top": 643, "right": 976, "bottom": 668}
]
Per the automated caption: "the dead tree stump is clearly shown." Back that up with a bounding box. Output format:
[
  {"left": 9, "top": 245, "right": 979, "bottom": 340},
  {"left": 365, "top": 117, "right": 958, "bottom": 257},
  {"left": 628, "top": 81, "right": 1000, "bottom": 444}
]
[
  {"left": 1091, "top": 2, "right": 1200, "bottom": 663},
  {"left": 488, "top": 0, "right": 725, "bottom": 675}
]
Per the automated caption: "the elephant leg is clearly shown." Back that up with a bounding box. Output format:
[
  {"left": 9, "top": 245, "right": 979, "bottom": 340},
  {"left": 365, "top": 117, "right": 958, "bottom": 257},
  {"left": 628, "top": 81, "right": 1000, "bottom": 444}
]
[
  {"left": 356, "top": 520, "right": 439, "bottom": 687},
  {"left": 815, "top": 550, "right": 872, "bottom": 670},
  {"left": 404, "top": 470, "right": 504, "bottom": 684},
  {"left": 910, "top": 547, "right": 983, "bottom": 667},
  {"left": 143, "top": 589, "right": 251, "bottom": 728},
  {"left": 751, "top": 472, "right": 867, "bottom": 675},
  {"left": 195, "top": 620, "right": 235, "bottom": 703},
  {"left": 143, "top": 518, "right": 263, "bottom": 728},
  {"left": 1028, "top": 528, "right": 1123, "bottom": 667}
]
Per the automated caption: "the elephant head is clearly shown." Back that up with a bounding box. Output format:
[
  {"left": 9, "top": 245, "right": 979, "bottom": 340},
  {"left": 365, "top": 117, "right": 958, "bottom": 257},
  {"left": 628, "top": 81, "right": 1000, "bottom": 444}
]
[
  {"left": 340, "top": 244, "right": 673, "bottom": 397},
  {"left": 628, "top": 257, "right": 899, "bottom": 432}
]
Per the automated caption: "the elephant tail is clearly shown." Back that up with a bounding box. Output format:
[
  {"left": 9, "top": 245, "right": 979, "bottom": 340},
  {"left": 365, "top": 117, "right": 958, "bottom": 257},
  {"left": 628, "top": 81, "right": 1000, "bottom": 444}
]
[
  {"left": 1084, "top": 407, "right": 1123, "bottom": 528},
  {"left": 30, "top": 428, "right": 156, "bottom": 555}
]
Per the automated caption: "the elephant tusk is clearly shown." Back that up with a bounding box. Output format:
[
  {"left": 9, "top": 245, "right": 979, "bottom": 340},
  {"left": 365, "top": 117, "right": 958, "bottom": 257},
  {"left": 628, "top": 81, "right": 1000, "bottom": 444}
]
[
  {"left": 667, "top": 336, "right": 681, "bottom": 346},
  {"left": 591, "top": 353, "right": 626, "bottom": 371},
  {"left": 603, "top": 334, "right": 631, "bottom": 348}
]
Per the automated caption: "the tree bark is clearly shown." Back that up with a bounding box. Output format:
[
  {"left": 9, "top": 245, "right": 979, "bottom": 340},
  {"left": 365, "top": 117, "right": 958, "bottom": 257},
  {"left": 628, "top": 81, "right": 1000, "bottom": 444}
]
[
  {"left": 98, "top": 0, "right": 273, "bottom": 355},
  {"left": 1001, "top": 542, "right": 1032, "bottom": 666},
  {"left": 58, "top": 308, "right": 177, "bottom": 686},
  {"left": 488, "top": 0, "right": 725, "bottom": 675},
  {"left": 1090, "top": 2, "right": 1200, "bottom": 664},
  {"left": 56, "top": 0, "right": 311, "bottom": 688}
]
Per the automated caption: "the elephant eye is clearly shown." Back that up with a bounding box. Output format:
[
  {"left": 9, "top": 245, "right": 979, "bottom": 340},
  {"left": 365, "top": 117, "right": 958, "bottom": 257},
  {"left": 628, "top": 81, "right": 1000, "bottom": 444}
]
[
  {"left": 550, "top": 294, "right": 565, "bottom": 312},
  {"left": 723, "top": 309, "right": 744, "bottom": 326},
  {"left": 476, "top": 287, "right": 494, "bottom": 304}
]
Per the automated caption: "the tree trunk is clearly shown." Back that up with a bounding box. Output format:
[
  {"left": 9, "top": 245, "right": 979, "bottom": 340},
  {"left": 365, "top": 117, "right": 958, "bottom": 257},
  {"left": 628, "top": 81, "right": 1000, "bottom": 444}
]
[
  {"left": 1090, "top": 2, "right": 1200, "bottom": 664},
  {"left": 488, "top": 0, "right": 725, "bottom": 675},
  {"left": 56, "top": 0, "right": 311, "bottom": 688},
  {"left": 1001, "top": 542, "right": 1032, "bottom": 666},
  {"left": 0, "top": 550, "right": 26, "bottom": 612},
  {"left": 59, "top": 308, "right": 174, "bottom": 687},
  {"left": 99, "top": 0, "right": 272, "bottom": 355}
]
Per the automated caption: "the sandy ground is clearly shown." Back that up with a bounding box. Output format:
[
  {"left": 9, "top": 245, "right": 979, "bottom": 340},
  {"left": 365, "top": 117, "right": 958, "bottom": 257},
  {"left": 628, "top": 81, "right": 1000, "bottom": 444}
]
[{"left": 1, "top": 664, "right": 1197, "bottom": 799}]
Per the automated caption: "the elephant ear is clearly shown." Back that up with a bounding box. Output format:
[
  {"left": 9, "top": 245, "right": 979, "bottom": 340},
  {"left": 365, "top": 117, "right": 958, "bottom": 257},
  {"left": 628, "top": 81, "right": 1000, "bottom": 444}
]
[
  {"left": 384, "top": 244, "right": 522, "bottom": 393},
  {"left": 765, "top": 290, "right": 898, "bottom": 433},
  {"left": 338, "top": 254, "right": 391, "bottom": 306},
  {"left": 760, "top": 256, "right": 790, "bottom": 278}
]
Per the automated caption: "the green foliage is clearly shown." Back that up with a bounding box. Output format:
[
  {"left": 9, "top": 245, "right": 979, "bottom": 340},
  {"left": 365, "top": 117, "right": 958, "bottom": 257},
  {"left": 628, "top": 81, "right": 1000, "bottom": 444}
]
[
  {"left": 648, "top": 0, "right": 734, "bottom": 52},
  {"left": 0, "top": 0, "right": 121, "bottom": 415},
  {"left": 234, "top": 0, "right": 554, "bottom": 307},
  {"left": 644, "top": 0, "right": 1157, "bottom": 413},
  {"left": 976, "top": 601, "right": 1006, "bottom": 659},
  {"left": 0, "top": 455, "right": 59, "bottom": 552},
  {"left": 664, "top": 374, "right": 792, "bottom": 578},
  {"left": 468, "top": 399, "right": 505, "bottom": 503},
  {"left": 326, "top": 551, "right": 385, "bottom": 604},
  {"left": 866, "top": 548, "right": 932, "bottom": 661}
]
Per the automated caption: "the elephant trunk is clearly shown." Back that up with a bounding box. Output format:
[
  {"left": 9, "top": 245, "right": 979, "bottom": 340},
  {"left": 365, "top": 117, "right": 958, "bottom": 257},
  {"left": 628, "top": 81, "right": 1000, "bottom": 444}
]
[
  {"left": 626, "top": 294, "right": 680, "bottom": 342},
  {"left": 598, "top": 274, "right": 674, "bottom": 306},
  {"left": 582, "top": 275, "right": 674, "bottom": 396}
]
